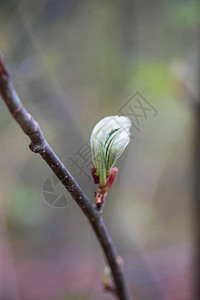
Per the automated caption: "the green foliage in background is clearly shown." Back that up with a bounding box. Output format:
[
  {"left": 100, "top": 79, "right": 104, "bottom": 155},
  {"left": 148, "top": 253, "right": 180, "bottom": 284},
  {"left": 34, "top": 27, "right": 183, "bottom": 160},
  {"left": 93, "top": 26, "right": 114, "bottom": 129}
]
[
  {"left": 127, "top": 60, "right": 172, "bottom": 102},
  {"left": 166, "top": 0, "right": 200, "bottom": 29},
  {"left": 7, "top": 185, "right": 43, "bottom": 225}
]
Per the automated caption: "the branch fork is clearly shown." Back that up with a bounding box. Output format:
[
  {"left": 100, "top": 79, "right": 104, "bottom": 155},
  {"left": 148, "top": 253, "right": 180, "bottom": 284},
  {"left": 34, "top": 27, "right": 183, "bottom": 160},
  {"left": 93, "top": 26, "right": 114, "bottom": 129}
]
[{"left": 0, "top": 54, "right": 131, "bottom": 300}]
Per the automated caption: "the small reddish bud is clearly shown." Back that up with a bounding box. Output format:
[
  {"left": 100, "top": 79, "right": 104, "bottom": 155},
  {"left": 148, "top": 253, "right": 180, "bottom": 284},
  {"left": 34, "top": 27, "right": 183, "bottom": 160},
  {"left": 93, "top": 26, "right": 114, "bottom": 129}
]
[
  {"left": 95, "top": 193, "right": 104, "bottom": 210},
  {"left": 106, "top": 167, "right": 118, "bottom": 190},
  {"left": 91, "top": 165, "right": 99, "bottom": 184}
]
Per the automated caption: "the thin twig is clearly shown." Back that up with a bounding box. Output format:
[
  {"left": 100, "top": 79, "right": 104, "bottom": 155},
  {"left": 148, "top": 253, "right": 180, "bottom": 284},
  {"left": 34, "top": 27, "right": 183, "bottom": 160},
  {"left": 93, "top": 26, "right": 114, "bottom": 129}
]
[{"left": 0, "top": 54, "right": 131, "bottom": 300}]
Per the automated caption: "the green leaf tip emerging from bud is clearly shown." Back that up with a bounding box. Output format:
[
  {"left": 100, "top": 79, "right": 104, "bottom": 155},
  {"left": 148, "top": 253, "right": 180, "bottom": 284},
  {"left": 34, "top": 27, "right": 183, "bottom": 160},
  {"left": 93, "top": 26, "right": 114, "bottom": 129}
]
[{"left": 90, "top": 116, "right": 132, "bottom": 186}]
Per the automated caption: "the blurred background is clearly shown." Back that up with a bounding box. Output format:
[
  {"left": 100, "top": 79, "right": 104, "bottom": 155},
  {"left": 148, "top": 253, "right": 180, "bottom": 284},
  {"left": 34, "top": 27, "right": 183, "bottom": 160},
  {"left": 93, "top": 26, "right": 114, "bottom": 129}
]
[{"left": 0, "top": 0, "right": 199, "bottom": 299}]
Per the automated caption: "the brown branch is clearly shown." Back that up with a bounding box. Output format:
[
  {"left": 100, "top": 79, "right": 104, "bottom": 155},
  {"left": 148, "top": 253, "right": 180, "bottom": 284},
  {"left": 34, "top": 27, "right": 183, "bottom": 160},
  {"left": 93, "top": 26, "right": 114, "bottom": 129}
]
[{"left": 0, "top": 54, "right": 131, "bottom": 300}]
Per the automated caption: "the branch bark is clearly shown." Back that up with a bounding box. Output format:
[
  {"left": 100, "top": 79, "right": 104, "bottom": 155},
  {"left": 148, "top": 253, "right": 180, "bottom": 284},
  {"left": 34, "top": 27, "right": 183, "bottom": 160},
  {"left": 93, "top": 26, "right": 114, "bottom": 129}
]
[{"left": 0, "top": 55, "right": 131, "bottom": 300}]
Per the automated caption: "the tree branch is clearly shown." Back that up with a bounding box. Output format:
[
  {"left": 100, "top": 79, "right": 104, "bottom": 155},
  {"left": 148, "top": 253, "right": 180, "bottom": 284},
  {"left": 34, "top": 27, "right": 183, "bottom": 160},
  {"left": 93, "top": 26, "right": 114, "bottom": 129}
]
[{"left": 0, "top": 55, "right": 131, "bottom": 300}]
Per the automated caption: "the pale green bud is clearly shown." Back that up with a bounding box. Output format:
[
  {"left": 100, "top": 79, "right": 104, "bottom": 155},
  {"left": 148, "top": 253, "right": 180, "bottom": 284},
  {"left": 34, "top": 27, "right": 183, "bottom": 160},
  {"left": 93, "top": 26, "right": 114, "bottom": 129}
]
[{"left": 90, "top": 116, "right": 131, "bottom": 186}]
